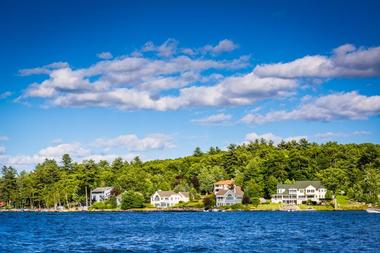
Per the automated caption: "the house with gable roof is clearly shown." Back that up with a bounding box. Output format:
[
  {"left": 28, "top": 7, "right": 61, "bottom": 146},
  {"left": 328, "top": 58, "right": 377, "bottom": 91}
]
[
  {"left": 150, "top": 190, "right": 190, "bottom": 208},
  {"left": 91, "top": 187, "right": 114, "bottom": 203},
  {"left": 271, "top": 181, "right": 327, "bottom": 204},
  {"left": 214, "top": 179, "right": 244, "bottom": 207}
]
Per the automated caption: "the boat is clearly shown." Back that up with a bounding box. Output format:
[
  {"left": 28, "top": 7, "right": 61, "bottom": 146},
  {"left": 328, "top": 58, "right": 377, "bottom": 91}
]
[{"left": 366, "top": 208, "right": 380, "bottom": 213}]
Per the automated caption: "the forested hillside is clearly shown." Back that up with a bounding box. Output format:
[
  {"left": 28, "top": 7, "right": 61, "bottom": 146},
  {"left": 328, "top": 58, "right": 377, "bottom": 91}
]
[{"left": 1, "top": 139, "right": 379, "bottom": 208}]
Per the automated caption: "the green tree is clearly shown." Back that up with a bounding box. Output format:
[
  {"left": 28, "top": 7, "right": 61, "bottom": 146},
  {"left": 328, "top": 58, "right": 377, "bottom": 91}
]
[
  {"left": 61, "top": 154, "right": 73, "bottom": 171},
  {"left": 121, "top": 191, "right": 144, "bottom": 209},
  {"left": 0, "top": 166, "right": 18, "bottom": 206},
  {"left": 193, "top": 147, "right": 203, "bottom": 157},
  {"left": 316, "top": 167, "right": 348, "bottom": 194}
]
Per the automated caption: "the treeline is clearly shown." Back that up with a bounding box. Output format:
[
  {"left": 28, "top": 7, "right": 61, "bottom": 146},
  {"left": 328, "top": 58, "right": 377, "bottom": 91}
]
[{"left": 1, "top": 139, "right": 379, "bottom": 208}]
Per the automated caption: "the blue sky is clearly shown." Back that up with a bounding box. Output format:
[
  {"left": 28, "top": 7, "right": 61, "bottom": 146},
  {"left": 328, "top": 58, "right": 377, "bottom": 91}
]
[{"left": 1, "top": 0, "right": 380, "bottom": 170}]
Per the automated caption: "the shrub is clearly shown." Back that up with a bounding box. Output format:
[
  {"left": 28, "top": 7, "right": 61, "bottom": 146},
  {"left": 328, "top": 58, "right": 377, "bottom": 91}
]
[
  {"left": 202, "top": 193, "right": 215, "bottom": 210},
  {"left": 90, "top": 201, "right": 113, "bottom": 210},
  {"left": 251, "top": 197, "right": 260, "bottom": 207},
  {"left": 121, "top": 191, "right": 145, "bottom": 210},
  {"left": 242, "top": 195, "right": 251, "bottom": 204},
  {"left": 228, "top": 204, "right": 246, "bottom": 210},
  {"left": 325, "top": 190, "right": 333, "bottom": 200}
]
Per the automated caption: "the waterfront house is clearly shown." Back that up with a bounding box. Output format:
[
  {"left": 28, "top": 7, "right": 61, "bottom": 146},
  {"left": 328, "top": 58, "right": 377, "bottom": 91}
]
[
  {"left": 271, "top": 181, "right": 327, "bottom": 204},
  {"left": 214, "top": 179, "right": 244, "bottom": 207},
  {"left": 150, "top": 190, "right": 190, "bottom": 208},
  {"left": 91, "top": 187, "right": 114, "bottom": 203}
]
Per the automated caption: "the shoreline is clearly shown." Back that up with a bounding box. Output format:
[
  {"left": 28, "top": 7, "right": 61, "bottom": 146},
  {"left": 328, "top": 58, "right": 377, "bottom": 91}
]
[{"left": 0, "top": 207, "right": 372, "bottom": 213}]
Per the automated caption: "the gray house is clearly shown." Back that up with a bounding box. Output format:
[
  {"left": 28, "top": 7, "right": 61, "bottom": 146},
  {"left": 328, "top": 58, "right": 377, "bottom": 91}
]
[{"left": 214, "top": 179, "right": 244, "bottom": 207}]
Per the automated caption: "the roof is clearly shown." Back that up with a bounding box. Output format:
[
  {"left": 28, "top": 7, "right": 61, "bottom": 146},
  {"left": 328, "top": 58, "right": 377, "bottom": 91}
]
[
  {"left": 155, "top": 190, "right": 177, "bottom": 197},
  {"left": 154, "top": 190, "right": 189, "bottom": 198},
  {"left": 91, "top": 187, "right": 113, "bottom": 193},
  {"left": 214, "top": 179, "right": 234, "bottom": 185},
  {"left": 234, "top": 186, "right": 244, "bottom": 197},
  {"left": 215, "top": 189, "right": 228, "bottom": 196},
  {"left": 277, "top": 181, "right": 324, "bottom": 190},
  {"left": 215, "top": 186, "right": 244, "bottom": 197},
  {"left": 179, "top": 192, "right": 189, "bottom": 198}
]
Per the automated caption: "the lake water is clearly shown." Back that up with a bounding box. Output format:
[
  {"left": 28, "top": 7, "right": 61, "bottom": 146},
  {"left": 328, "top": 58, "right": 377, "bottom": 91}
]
[{"left": 0, "top": 211, "right": 379, "bottom": 252}]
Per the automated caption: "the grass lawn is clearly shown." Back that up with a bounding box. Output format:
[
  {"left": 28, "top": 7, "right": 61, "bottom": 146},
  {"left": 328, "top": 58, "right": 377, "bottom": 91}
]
[
  {"left": 254, "top": 203, "right": 282, "bottom": 210},
  {"left": 298, "top": 204, "right": 334, "bottom": 211},
  {"left": 336, "top": 195, "right": 368, "bottom": 210}
]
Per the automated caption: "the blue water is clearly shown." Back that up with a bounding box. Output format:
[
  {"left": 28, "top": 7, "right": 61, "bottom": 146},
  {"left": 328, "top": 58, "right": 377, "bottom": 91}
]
[{"left": 0, "top": 211, "right": 379, "bottom": 252}]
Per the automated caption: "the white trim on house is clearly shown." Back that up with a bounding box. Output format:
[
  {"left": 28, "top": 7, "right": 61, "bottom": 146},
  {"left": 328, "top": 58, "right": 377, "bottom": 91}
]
[
  {"left": 271, "top": 181, "right": 327, "bottom": 204},
  {"left": 150, "top": 190, "right": 189, "bottom": 208},
  {"left": 91, "top": 187, "right": 114, "bottom": 202},
  {"left": 214, "top": 180, "right": 244, "bottom": 207}
]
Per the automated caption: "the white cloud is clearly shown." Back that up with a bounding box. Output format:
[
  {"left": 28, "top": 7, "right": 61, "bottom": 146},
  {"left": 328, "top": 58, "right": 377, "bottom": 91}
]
[
  {"left": 19, "top": 62, "right": 69, "bottom": 76},
  {"left": 0, "top": 91, "right": 12, "bottom": 99},
  {"left": 244, "top": 132, "right": 307, "bottom": 145},
  {"left": 0, "top": 153, "right": 137, "bottom": 170},
  {"left": 18, "top": 41, "right": 380, "bottom": 113},
  {"left": 23, "top": 67, "right": 92, "bottom": 98},
  {"left": 201, "top": 39, "right": 239, "bottom": 54},
  {"left": 142, "top": 39, "right": 178, "bottom": 57},
  {"left": 94, "top": 134, "right": 174, "bottom": 151},
  {"left": 0, "top": 133, "right": 173, "bottom": 170},
  {"left": 0, "top": 155, "right": 45, "bottom": 168},
  {"left": 254, "top": 44, "right": 380, "bottom": 78},
  {"left": 192, "top": 113, "right": 232, "bottom": 125},
  {"left": 18, "top": 42, "right": 299, "bottom": 111},
  {"left": 241, "top": 92, "right": 380, "bottom": 124},
  {"left": 38, "top": 142, "right": 91, "bottom": 158},
  {"left": 96, "top": 52, "right": 113, "bottom": 60},
  {"left": 29, "top": 72, "right": 296, "bottom": 111}
]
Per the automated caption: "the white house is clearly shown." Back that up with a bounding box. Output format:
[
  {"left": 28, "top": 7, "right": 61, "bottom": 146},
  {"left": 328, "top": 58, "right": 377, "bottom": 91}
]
[
  {"left": 91, "top": 187, "right": 114, "bottom": 203},
  {"left": 150, "top": 190, "right": 190, "bottom": 208},
  {"left": 271, "top": 181, "right": 327, "bottom": 204},
  {"left": 214, "top": 179, "right": 244, "bottom": 207}
]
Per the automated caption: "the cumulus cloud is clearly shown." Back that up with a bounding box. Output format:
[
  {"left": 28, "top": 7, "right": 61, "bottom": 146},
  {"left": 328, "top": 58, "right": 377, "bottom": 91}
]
[
  {"left": 38, "top": 142, "right": 91, "bottom": 158},
  {"left": 0, "top": 142, "right": 91, "bottom": 170},
  {"left": 19, "top": 62, "right": 69, "bottom": 76},
  {"left": 0, "top": 133, "right": 174, "bottom": 170},
  {"left": 17, "top": 41, "right": 380, "bottom": 114},
  {"left": 18, "top": 39, "right": 301, "bottom": 111},
  {"left": 93, "top": 134, "right": 174, "bottom": 151},
  {"left": 244, "top": 132, "right": 307, "bottom": 145},
  {"left": 0, "top": 153, "right": 137, "bottom": 170},
  {"left": 96, "top": 52, "right": 113, "bottom": 60},
  {"left": 254, "top": 44, "right": 380, "bottom": 78},
  {"left": 241, "top": 92, "right": 380, "bottom": 124},
  {"left": 192, "top": 113, "right": 232, "bottom": 125}
]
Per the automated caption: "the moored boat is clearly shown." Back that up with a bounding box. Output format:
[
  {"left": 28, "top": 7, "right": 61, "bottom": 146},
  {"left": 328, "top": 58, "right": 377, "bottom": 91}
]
[{"left": 366, "top": 208, "right": 380, "bottom": 213}]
